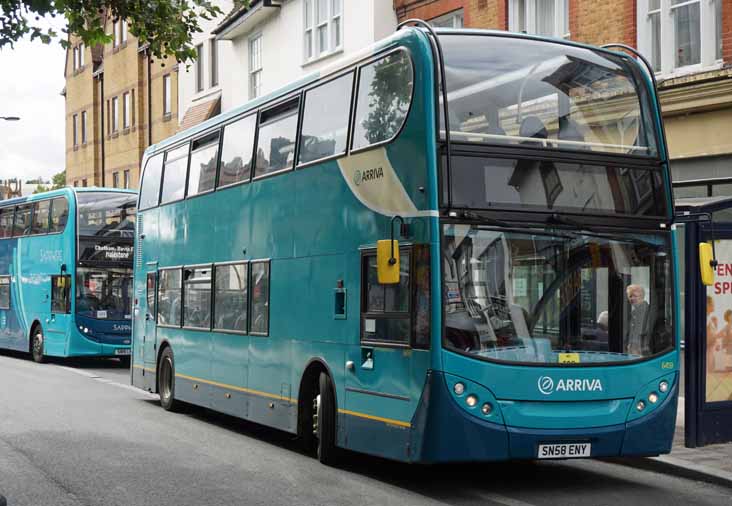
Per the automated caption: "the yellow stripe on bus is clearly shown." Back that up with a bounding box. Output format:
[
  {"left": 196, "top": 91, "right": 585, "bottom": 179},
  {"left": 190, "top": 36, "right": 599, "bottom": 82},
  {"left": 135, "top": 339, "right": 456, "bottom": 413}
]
[
  {"left": 175, "top": 372, "right": 297, "bottom": 403},
  {"left": 338, "top": 409, "right": 411, "bottom": 428},
  {"left": 132, "top": 364, "right": 156, "bottom": 373}
]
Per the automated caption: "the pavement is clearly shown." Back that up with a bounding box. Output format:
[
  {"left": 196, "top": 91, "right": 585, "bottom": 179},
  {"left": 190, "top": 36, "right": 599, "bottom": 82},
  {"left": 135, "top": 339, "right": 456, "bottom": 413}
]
[{"left": 617, "top": 397, "right": 732, "bottom": 488}]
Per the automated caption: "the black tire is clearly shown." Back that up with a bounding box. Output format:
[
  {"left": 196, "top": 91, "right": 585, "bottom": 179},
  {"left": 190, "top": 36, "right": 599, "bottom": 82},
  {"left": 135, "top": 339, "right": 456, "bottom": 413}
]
[
  {"left": 31, "top": 326, "right": 45, "bottom": 363},
  {"left": 118, "top": 356, "right": 131, "bottom": 368},
  {"left": 316, "top": 372, "right": 338, "bottom": 465},
  {"left": 157, "top": 347, "right": 180, "bottom": 412}
]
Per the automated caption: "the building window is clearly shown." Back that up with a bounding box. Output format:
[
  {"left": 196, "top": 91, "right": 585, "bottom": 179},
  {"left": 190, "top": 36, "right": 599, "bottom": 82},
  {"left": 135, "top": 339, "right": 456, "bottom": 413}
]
[
  {"left": 73, "top": 181, "right": 79, "bottom": 187},
  {"left": 196, "top": 43, "right": 204, "bottom": 92},
  {"left": 123, "top": 92, "right": 131, "bottom": 129},
  {"left": 509, "top": 0, "right": 569, "bottom": 38},
  {"left": 113, "top": 20, "right": 119, "bottom": 47},
  {"left": 72, "top": 114, "right": 78, "bottom": 147},
  {"left": 113, "top": 172, "right": 120, "bottom": 188},
  {"left": 163, "top": 74, "right": 172, "bottom": 116},
  {"left": 123, "top": 170, "right": 130, "bottom": 189},
  {"left": 79, "top": 43, "right": 85, "bottom": 67},
  {"left": 249, "top": 34, "right": 263, "bottom": 99},
  {"left": 131, "top": 90, "right": 136, "bottom": 126},
  {"left": 210, "top": 39, "right": 218, "bottom": 87},
  {"left": 82, "top": 178, "right": 88, "bottom": 187},
  {"left": 430, "top": 9, "right": 464, "bottom": 28},
  {"left": 121, "top": 19, "right": 127, "bottom": 44},
  {"left": 304, "top": 0, "right": 342, "bottom": 62},
  {"left": 639, "top": 0, "right": 723, "bottom": 75},
  {"left": 111, "top": 96, "right": 119, "bottom": 133},
  {"left": 81, "top": 110, "right": 87, "bottom": 144},
  {"left": 106, "top": 100, "right": 110, "bottom": 134}
]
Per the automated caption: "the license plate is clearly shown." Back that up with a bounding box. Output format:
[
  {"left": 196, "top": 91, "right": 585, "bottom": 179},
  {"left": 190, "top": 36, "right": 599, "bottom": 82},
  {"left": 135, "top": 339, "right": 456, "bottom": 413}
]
[
  {"left": 115, "top": 348, "right": 131, "bottom": 356},
  {"left": 537, "top": 443, "right": 591, "bottom": 459}
]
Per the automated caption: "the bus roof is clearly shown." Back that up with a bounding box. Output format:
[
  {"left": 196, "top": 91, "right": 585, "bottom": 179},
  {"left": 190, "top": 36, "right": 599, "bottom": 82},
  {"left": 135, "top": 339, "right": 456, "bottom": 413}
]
[{"left": 0, "top": 187, "right": 137, "bottom": 208}]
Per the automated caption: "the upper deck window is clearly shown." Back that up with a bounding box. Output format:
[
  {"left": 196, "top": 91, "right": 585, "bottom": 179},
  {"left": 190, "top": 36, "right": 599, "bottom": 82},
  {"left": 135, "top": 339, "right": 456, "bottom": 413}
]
[
  {"left": 254, "top": 98, "right": 299, "bottom": 178},
  {"left": 352, "top": 50, "right": 414, "bottom": 151},
  {"left": 0, "top": 208, "right": 14, "bottom": 238},
  {"left": 77, "top": 192, "right": 136, "bottom": 238},
  {"left": 440, "top": 35, "right": 659, "bottom": 158},
  {"left": 187, "top": 132, "right": 220, "bottom": 197},
  {"left": 12, "top": 204, "right": 32, "bottom": 237},
  {"left": 139, "top": 154, "right": 164, "bottom": 210},
  {"left": 298, "top": 72, "right": 353, "bottom": 165},
  {"left": 219, "top": 114, "right": 256, "bottom": 187},
  {"left": 161, "top": 144, "right": 190, "bottom": 204}
]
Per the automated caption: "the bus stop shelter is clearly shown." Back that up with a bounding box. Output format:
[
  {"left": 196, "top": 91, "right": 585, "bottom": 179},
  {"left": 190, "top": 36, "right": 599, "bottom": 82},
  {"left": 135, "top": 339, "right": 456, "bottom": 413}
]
[{"left": 676, "top": 196, "right": 732, "bottom": 447}]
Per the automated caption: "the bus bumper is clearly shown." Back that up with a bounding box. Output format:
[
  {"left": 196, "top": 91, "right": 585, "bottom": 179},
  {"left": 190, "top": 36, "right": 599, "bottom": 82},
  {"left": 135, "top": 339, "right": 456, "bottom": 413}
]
[{"left": 410, "top": 371, "right": 677, "bottom": 463}]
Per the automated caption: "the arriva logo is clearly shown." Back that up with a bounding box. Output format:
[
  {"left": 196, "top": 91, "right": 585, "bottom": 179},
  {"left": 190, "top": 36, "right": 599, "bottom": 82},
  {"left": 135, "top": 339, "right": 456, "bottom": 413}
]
[{"left": 537, "top": 376, "right": 603, "bottom": 395}]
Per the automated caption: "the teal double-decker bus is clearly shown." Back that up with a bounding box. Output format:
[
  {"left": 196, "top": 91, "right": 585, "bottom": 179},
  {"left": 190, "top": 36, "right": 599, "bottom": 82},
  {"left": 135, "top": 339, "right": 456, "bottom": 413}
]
[
  {"left": 132, "top": 25, "right": 681, "bottom": 464},
  {"left": 0, "top": 188, "right": 136, "bottom": 363}
]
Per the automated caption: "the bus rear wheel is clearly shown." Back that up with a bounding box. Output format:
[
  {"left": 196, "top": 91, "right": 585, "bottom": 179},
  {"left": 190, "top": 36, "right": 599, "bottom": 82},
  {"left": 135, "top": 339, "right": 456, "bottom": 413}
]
[
  {"left": 158, "top": 347, "right": 179, "bottom": 412},
  {"left": 315, "top": 372, "right": 338, "bottom": 465},
  {"left": 31, "top": 326, "right": 45, "bottom": 363}
]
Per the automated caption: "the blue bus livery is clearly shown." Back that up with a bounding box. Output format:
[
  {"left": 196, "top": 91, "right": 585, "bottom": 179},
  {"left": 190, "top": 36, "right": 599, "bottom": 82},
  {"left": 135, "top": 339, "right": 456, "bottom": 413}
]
[
  {"left": 0, "top": 188, "right": 137, "bottom": 362},
  {"left": 131, "top": 26, "right": 680, "bottom": 464}
]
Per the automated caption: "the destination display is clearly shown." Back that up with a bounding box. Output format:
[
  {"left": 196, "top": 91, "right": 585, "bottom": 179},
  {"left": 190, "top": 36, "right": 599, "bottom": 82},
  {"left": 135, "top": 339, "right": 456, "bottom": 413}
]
[{"left": 78, "top": 238, "right": 134, "bottom": 265}]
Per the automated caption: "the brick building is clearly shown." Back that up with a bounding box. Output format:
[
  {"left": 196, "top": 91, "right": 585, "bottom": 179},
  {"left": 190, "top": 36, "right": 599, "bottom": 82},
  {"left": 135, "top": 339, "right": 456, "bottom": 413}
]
[
  {"left": 395, "top": 0, "right": 732, "bottom": 194},
  {"left": 63, "top": 14, "right": 179, "bottom": 189}
]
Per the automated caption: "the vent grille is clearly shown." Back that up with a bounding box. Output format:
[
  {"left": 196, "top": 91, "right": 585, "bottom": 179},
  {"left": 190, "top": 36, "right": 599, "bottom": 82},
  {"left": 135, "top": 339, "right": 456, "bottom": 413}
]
[{"left": 135, "top": 214, "right": 143, "bottom": 270}]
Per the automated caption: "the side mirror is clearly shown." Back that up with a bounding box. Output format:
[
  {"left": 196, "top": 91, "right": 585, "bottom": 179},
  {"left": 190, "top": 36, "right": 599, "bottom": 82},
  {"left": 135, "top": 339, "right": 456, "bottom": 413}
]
[
  {"left": 699, "top": 242, "right": 715, "bottom": 286},
  {"left": 377, "top": 239, "right": 400, "bottom": 284}
]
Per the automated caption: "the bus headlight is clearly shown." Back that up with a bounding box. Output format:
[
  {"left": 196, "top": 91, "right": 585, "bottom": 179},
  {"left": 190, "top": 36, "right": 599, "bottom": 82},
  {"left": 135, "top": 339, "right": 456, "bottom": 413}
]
[
  {"left": 453, "top": 383, "right": 465, "bottom": 395},
  {"left": 659, "top": 381, "right": 669, "bottom": 393},
  {"left": 481, "top": 403, "right": 492, "bottom": 415},
  {"left": 648, "top": 392, "right": 659, "bottom": 404},
  {"left": 636, "top": 400, "right": 646, "bottom": 411},
  {"left": 465, "top": 395, "right": 478, "bottom": 407}
]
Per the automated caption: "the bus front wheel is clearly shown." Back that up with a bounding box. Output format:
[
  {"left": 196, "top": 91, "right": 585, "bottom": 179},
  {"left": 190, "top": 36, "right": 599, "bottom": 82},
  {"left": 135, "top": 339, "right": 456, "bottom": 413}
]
[
  {"left": 31, "top": 326, "right": 45, "bottom": 364},
  {"left": 316, "top": 372, "right": 338, "bottom": 465},
  {"left": 158, "top": 347, "right": 179, "bottom": 412}
]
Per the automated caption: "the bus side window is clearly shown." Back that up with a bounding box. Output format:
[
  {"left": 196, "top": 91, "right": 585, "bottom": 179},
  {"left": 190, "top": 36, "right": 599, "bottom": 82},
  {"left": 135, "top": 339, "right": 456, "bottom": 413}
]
[
  {"left": 298, "top": 71, "right": 354, "bottom": 165},
  {"left": 51, "top": 275, "right": 71, "bottom": 314},
  {"left": 351, "top": 50, "right": 414, "bottom": 151},
  {"left": 160, "top": 143, "right": 190, "bottom": 205},
  {"left": 49, "top": 198, "right": 69, "bottom": 233},
  {"left": 31, "top": 200, "right": 51, "bottom": 235},
  {"left": 0, "top": 276, "right": 10, "bottom": 309},
  {"left": 12, "top": 204, "right": 32, "bottom": 237},
  {"left": 0, "top": 208, "right": 14, "bottom": 238},
  {"left": 249, "top": 261, "right": 270, "bottom": 335},
  {"left": 139, "top": 154, "right": 164, "bottom": 210},
  {"left": 255, "top": 98, "right": 300, "bottom": 178},
  {"left": 361, "top": 249, "right": 411, "bottom": 345},
  {"left": 146, "top": 273, "right": 156, "bottom": 319}
]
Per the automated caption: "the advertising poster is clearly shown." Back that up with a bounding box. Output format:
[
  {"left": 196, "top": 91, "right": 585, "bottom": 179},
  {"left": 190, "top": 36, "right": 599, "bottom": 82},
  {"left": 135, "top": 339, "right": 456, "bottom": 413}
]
[{"left": 706, "top": 239, "right": 732, "bottom": 402}]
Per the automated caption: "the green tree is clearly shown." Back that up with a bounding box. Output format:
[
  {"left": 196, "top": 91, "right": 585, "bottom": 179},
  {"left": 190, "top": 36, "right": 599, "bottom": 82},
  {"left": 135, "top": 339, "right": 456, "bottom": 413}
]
[
  {"left": 51, "top": 170, "right": 66, "bottom": 189},
  {"left": 0, "top": 0, "right": 245, "bottom": 62},
  {"left": 33, "top": 184, "right": 49, "bottom": 194}
]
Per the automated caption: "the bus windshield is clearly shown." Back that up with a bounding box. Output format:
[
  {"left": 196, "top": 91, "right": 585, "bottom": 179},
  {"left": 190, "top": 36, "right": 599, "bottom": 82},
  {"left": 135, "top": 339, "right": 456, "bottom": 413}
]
[
  {"left": 442, "top": 224, "right": 673, "bottom": 365},
  {"left": 440, "top": 34, "right": 659, "bottom": 157},
  {"left": 76, "top": 267, "right": 133, "bottom": 320},
  {"left": 77, "top": 192, "right": 136, "bottom": 238}
]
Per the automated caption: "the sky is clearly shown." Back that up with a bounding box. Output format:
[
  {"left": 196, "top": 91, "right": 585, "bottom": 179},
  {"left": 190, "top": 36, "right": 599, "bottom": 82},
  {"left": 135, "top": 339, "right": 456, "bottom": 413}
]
[{"left": 0, "top": 18, "right": 67, "bottom": 184}]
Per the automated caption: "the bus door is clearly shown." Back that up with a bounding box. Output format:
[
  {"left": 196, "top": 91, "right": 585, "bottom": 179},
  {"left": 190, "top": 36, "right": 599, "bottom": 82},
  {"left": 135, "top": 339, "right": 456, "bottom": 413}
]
[
  {"left": 47, "top": 274, "right": 72, "bottom": 353},
  {"left": 143, "top": 272, "right": 158, "bottom": 372},
  {"left": 344, "top": 247, "right": 428, "bottom": 460}
]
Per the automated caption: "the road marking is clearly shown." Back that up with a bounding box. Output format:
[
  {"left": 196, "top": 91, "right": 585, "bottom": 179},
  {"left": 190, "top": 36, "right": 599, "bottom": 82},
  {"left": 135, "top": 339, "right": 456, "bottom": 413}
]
[{"left": 56, "top": 365, "right": 158, "bottom": 399}]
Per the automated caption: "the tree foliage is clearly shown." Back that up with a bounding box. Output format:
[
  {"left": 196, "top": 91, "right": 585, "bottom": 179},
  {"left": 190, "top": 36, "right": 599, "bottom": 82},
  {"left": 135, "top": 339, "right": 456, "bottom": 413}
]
[
  {"left": 0, "top": 0, "right": 246, "bottom": 62},
  {"left": 51, "top": 169, "right": 65, "bottom": 189},
  {"left": 360, "top": 53, "right": 413, "bottom": 145}
]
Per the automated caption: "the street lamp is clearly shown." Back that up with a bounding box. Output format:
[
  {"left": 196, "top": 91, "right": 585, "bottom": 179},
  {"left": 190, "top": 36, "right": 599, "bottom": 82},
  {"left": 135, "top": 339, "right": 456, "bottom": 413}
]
[{"left": 0, "top": 117, "right": 19, "bottom": 121}]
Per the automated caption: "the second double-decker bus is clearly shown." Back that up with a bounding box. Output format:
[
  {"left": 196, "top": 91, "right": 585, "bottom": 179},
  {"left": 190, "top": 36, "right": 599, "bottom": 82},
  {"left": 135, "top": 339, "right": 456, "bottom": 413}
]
[
  {"left": 132, "top": 25, "right": 687, "bottom": 464},
  {"left": 0, "top": 188, "right": 136, "bottom": 363}
]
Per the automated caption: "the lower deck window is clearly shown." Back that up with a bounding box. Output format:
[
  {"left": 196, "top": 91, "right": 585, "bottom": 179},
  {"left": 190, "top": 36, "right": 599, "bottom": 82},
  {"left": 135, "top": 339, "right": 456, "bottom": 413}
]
[
  {"left": 51, "top": 275, "right": 71, "bottom": 314},
  {"left": 214, "top": 263, "right": 248, "bottom": 332},
  {"left": 158, "top": 268, "right": 182, "bottom": 326},
  {"left": 250, "top": 261, "right": 270, "bottom": 335},
  {"left": 0, "top": 276, "right": 10, "bottom": 309},
  {"left": 183, "top": 266, "right": 212, "bottom": 329}
]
